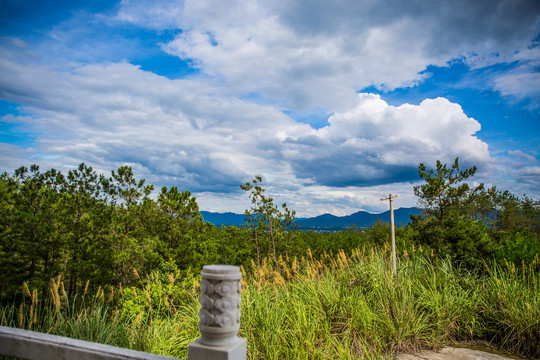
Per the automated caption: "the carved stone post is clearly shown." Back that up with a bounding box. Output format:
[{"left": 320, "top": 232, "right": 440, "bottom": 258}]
[{"left": 187, "top": 265, "right": 247, "bottom": 360}]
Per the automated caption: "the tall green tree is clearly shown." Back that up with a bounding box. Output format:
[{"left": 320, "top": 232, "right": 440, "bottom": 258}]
[
  {"left": 241, "top": 176, "right": 265, "bottom": 266},
  {"left": 0, "top": 165, "right": 64, "bottom": 296},
  {"left": 241, "top": 175, "right": 296, "bottom": 269},
  {"left": 412, "top": 158, "right": 493, "bottom": 267},
  {"left": 0, "top": 170, "right": 21, "bottom": 298},
  {"left": 107, "top": 166, "right": 156, "bottom": 286},
  {"left": 414, "top": 158, "right": 481, "bottom": 222},
  {"left": 156, "top": 186, "right": 202, "bottom": 262},
  {"left": 60, "top": 163, "right": 113, "bottom": 294}
]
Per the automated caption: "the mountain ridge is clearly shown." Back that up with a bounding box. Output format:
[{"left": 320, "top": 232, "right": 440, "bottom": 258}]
[{"left": 200, "top": 207, "right": 423, "bottom": 230}]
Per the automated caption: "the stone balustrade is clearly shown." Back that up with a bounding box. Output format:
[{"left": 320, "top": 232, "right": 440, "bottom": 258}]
[
  {"left": 188, "top": 265, "right": 247, "bottom": 360},
  {"left": 0, "top": 265, "right": 247, "bottom": 360}
]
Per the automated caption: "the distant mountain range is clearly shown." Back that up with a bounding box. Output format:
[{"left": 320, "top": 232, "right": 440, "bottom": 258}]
[{"left": 200, "top": 207, "right": 423, "bottom": 231}]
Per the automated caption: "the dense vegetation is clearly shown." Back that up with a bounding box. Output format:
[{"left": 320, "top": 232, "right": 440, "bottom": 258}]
[
  {"left": 1, "top": 158, "right": 539, "bottom": 359},
  {"left": 2, "top": 249, "right": 538, "bottom": 359}
]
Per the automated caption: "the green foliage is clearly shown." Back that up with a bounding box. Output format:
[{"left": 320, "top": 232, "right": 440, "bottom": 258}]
[
  {"left": 0, "top": 165, "right": 65, "bottom": 296},
  {"left": 414, "top": 158, "right": 480, "bottom": 222},
  {"left": 0, "top": 163, "right": 223, "bottom": 301},
  {"left": 411, "top": 215, "right": 493, "bottom": 268},
  {"left": 2, "top": 159, "right": 537, "bottom": 301},
  {"left": 482, "top": 259, "right": 540, "bottom": 359},
  {"left": 2, "top": 160, "right": 539, "bottom": 359},
  {"left": 365, "top": 219, "right": 391, "bottom": 246},
  {"left": 241, "top": 250, "right": 538, "bottom": 359},
  {"left": 410, "top": 158, "right": 539, "bottom": 269},
  {"left": 495, "top": 231, "right": 540, "bottom": 269},
  {"left": 241, "top": 175, "right": 296, "bottom": 268},
  {"left": 60, "top": 163, "right": 114, "bottom": 295},
  {"left": 119, "top": 261, "right": 197, "bottom": 323},
  {"left": 492, "top": 191, "right": 540, "bottom": 234}
]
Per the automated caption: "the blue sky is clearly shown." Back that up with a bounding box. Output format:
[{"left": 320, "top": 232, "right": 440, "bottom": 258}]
[{"left": 1, "top": 0, "right": 539, "bottom": 216}]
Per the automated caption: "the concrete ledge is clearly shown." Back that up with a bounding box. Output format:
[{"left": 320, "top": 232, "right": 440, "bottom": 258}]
[
  {"left": 187, "top": 337, "right": 246, "bottom": 360},
  {"left": 0, "top": 326, "right": 179, "bottom": 360},
  {"left": 396, "top": 346, "right": 514, "bottom": 360}
]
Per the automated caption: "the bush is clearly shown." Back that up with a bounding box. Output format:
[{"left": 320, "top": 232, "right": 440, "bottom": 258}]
[
  {"left": 494, "top": 231, "right": 540, "bottom": 269},
  {"left": 119, "top": 261, "right": 197, "bottom": 323}
]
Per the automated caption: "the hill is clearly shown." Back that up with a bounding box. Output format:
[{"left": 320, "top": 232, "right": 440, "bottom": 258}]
[{"left": 200, "top": 207, "right": 423, "bottom": 230}]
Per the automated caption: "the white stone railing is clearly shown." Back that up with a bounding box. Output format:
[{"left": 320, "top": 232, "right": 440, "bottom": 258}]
[{"left": 0, "top": 265, "right": 246, "bottom": 360}]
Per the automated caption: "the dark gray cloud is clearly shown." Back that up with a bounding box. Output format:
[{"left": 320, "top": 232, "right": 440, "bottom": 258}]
[
  {"left": 273, "top": 0, "right": 540, "bottom": 54},
  {"left": 290, "top": 155, "right": 418, "bottom": 187}
]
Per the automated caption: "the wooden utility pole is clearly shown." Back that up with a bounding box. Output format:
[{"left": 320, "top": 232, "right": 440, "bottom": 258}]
[{"left": 381, "top": 194, "right": 398, "bottom": 276}]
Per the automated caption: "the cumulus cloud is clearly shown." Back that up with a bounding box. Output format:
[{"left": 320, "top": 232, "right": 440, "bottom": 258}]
[
  {"left": 0, "top": 143, "right": 40, "bottom": 171},
  {"left": 283, "top": 94, "right": 490, "bottom": 186},
  {"left": 164, "top": 7, "right": 433, "bottom": 111},
  {"left": 0, "top": 45, "right": 310, "bottom": 192}
]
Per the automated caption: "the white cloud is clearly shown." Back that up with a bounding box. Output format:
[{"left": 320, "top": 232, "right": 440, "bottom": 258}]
[
  {"left": 508, "top": 150, "right": 537, "bottom": 163},
  {"left": 0, "top": 143, "right": 40, "bottom": 171},
  {"left": 0, "top": 47, "right": 311, "bottom": 191},
  {"left": 0, "top": 44, "right": 495, "bottom": 215},
  {"left": 163, "top": 0, "right": 540, "bottom": 111},
  {"left": 115, "top": 0, "right": 184, "bottom": 29},
  {"left": 473, "top": 153, "right": 540, "bottom": 202},
  {"left": 283, "top": 94, "right": 490, "bottom": 187},
  {"left": 493, "top": 64, "right": 540, "bottom": 107},
  {"left": 515, "top": 166, "right": 540, "bottom": 187},
  {"left": 164, "top": 10, "right": 437, "bottom": 111}
]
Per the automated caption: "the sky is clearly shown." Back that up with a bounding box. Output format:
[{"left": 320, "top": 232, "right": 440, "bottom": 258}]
[{"left": 0, "top": 0, "right": 539, "bottom": 217}]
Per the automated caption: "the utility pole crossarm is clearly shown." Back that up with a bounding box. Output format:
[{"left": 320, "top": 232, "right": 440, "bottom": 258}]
[
  {"left": 380, "top": 194, "right": 398, "bottom": 202},
  {"left": 381, "top": 194, "right": 398, "bottom": 276}
]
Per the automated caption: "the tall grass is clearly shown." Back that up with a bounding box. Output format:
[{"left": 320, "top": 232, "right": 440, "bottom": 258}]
[
  {"left": 481, "top": 258, "right": 539, "bottom": 358},
  {"left": 240, "top": 249, "right": 480, "bottom": 359},
  {"left": 239, "top": 248, "right": 537, "bottom": 359},
  {"left": 1, "top": 248, "right": 538, "bottom": 359},
  {"left": 0, "top": 279, "right": 131, "bottom": 349}
]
